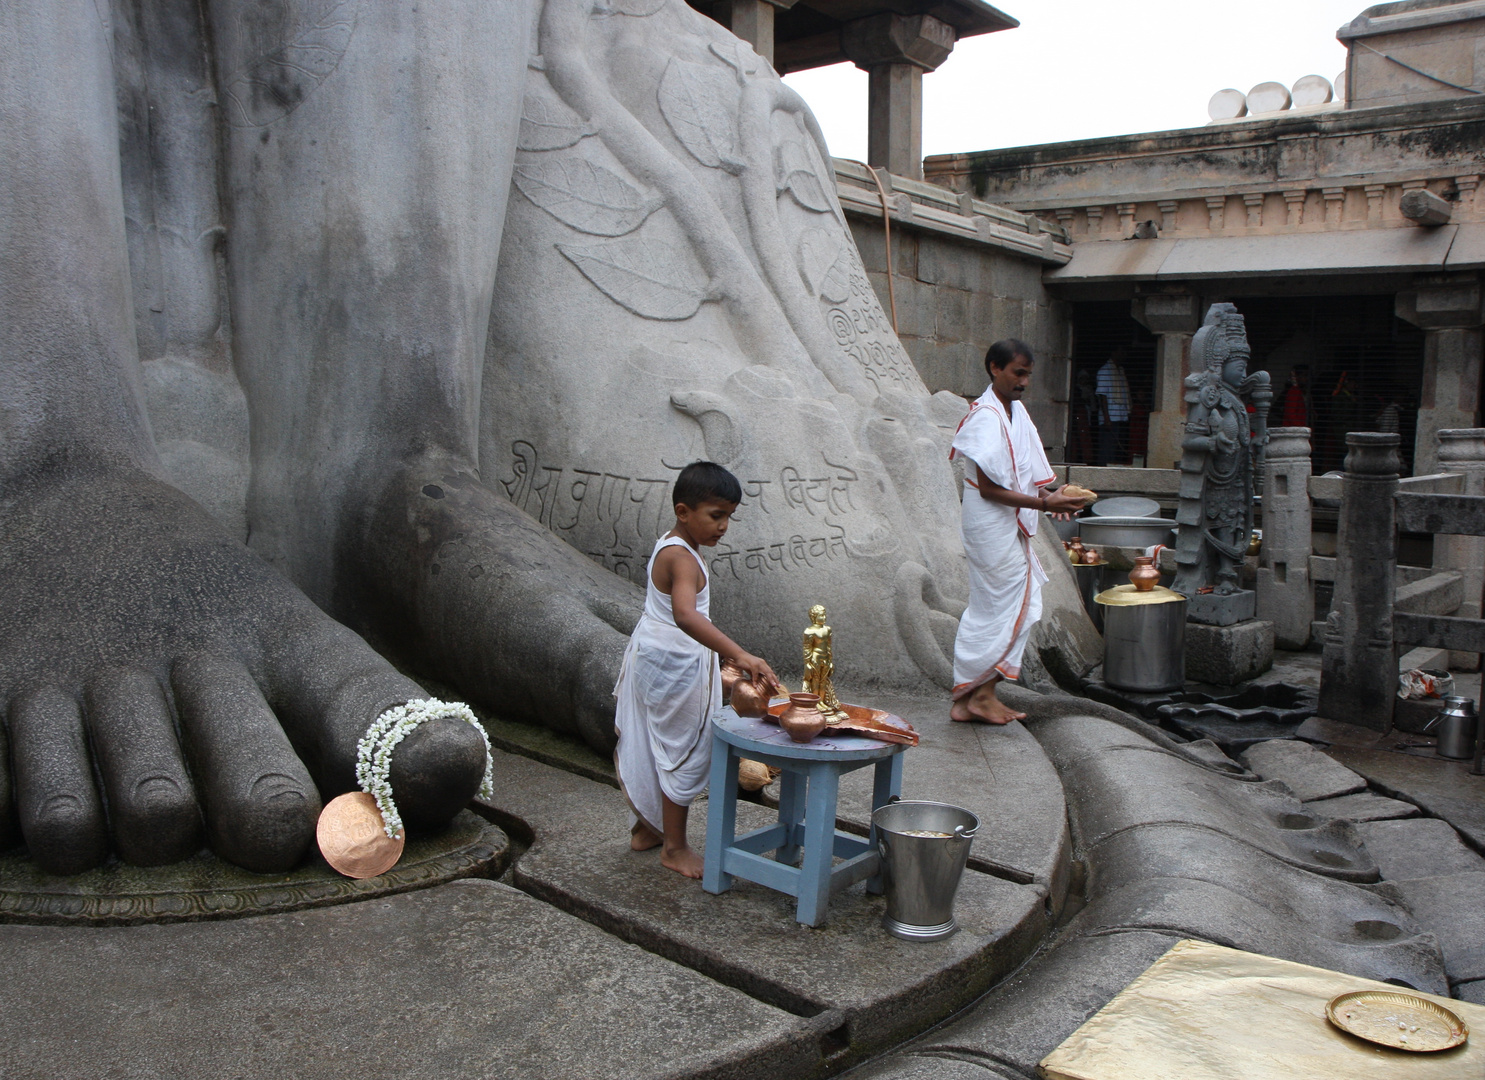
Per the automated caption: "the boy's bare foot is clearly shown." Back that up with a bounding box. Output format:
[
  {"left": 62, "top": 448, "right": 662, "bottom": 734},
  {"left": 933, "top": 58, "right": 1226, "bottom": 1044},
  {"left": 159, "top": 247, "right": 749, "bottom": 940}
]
[
  {"left": 630, "top": 820, "right": 663, "bottom": 851},
  {"left": 949, "top": 682, "right": 1026, "bottom": 725},
  {"left": 661, "top": 843, "right": 705, "bottom": 879}
]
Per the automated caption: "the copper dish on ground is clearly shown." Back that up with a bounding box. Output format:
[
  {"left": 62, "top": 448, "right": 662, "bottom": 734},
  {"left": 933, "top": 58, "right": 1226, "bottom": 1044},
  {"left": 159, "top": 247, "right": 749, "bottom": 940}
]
[
  {"left": 1325, "top": 990, "right": 1468, "bottom": 1052},
  {"left": 764, "top": 700, "right": 919, "bottom": 746}
]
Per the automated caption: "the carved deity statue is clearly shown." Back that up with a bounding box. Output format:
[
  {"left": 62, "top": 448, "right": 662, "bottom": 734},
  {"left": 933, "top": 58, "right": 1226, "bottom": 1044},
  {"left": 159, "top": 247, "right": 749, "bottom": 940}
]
[
  {"left": 802, "top": 604, "right": 842, "bottom": 713},
  {"left": 1172, "top": 304, "right": 1273, "bottom": 617}
]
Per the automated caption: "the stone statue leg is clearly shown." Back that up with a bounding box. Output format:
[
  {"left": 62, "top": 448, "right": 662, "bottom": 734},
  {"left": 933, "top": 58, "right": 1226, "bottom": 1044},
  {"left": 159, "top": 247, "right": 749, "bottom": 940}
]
[
  {"left": 481, "top": 0, "right": 971, "bottom": 697},
  {"left": 201, "top": 0, "right": 650, "bottom": 753},
  {"left": 0, "top": 1, "right": 486, "bottom": 875}
]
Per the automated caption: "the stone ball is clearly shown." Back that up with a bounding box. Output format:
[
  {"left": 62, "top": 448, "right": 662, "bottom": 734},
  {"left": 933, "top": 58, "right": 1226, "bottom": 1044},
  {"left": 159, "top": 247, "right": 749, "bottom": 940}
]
[
  {"left": 1208, "top": 88, "right": 1248, "bottom": 121},
  {"left": 1336, "top": 71, "right": 1348, "bottom": 103},
  {"left": 1291, "top": 74, "right": 1333, "bottom": 107},
  {"left": 1246, "top": 81, "right": 1292, "bottom": 114}
]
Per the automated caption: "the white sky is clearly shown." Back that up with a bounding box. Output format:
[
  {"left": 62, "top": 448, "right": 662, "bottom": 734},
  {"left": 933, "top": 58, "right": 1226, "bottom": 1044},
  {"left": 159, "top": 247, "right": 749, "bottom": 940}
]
[{"left": 783, "top": 0, "right": 1366, "bottom": 160}]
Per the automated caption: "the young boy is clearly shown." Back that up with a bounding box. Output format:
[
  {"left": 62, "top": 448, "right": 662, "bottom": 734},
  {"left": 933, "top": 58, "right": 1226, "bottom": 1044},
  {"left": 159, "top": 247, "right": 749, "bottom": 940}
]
[{"left": 614, "top": 461, "right": 779, "bottom": 878}]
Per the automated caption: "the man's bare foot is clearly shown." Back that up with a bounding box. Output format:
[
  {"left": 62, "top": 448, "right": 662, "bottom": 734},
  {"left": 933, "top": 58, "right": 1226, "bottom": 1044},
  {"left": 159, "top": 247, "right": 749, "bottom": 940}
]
[
  {"left": 950, "top": 682, "right": 1027, "bottom": 725},
  {"left": 661, "top": 843, "right": 705, "bottom": 879},
  {"left": 630, "top": 820, "right": 662, "bottom": 851}
]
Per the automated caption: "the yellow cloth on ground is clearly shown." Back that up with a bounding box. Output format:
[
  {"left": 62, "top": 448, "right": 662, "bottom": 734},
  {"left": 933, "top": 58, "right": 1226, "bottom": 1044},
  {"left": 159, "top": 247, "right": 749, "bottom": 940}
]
[{"left": 1041, "top": 939, "right": 1483, "bottom": 1080}]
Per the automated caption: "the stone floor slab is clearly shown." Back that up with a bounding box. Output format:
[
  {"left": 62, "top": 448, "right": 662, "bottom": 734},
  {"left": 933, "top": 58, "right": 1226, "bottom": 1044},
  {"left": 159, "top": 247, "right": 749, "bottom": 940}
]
[
  {"left": 1305, "top": 791, "right": 1421, "bottom": 823},
  {"left": 1457, "top": 979, "right": 1485, "bottom": 1005},
  {"left": 1353, "top": 818, "right": 1485, "bottom": 880},
  {"left": 0, "top": 879, "right": 817, "bottom": 1080},
  {"left": 811, "top": 694, "right": 1069, "bottom": 894},
  {"left": 481, "top": 742, "right": 1052, "bottom": 1068},
  {"left": 1031, "top": 715, "right": 1378, "bottom": 882},
  {"left": 1389, "top": 873, "right": 1485, "bottom": 984},
  {"left": 1324, "top": 745, "right": 1485, "bottom": 850},
  {"left": 1240, "top": 739, "right": 1368, "bottom": 802}
]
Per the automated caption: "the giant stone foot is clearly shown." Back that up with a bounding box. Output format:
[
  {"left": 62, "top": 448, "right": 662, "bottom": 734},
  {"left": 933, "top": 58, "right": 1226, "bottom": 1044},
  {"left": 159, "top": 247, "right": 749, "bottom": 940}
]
[
  {"left": 482, "top": 0, "right": 971, "bottom": 693},
  {"left": 0, "top": 466, "right": 487, "bottom": 875}
]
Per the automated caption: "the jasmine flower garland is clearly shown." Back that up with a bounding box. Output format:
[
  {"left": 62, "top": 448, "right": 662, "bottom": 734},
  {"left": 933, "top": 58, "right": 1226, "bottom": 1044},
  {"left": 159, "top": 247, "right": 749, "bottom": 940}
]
[{"left": 355, "top": 698, "right": 494, "bottom": 839}]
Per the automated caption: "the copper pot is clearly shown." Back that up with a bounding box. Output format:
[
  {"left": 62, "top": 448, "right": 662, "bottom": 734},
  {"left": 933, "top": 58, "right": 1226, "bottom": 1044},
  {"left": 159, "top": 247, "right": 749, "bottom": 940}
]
[
  {"left": 1129, "top": 555, "right": 1160, "bottom": 592},
  {"left": 779, "top": 693, "right": 827, "bottom": 742},
  {"left": 730, "top": 676, "right": 770, "bottom": 718},
  {"left": 721, "top": 659, "right": 743, "bottom": 704},
  {"left": 1068, "top": 537, "right": 1087, "bottom": 565}
]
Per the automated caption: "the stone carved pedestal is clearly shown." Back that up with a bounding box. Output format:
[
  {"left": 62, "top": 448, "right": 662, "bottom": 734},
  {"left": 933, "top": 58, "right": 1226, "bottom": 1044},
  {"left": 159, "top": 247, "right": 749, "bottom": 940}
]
[
  {"left": 1256, "top": 427, "right": 1315, "bottom": 649},
  {"left": 1319, "top": 433, "right": 1401, "bottom": 732}
]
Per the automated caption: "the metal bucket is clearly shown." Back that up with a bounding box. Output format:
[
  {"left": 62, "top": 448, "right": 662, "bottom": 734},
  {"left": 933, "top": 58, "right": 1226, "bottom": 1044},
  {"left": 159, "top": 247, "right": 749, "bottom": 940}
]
[
  {"left": 1099, "top": 586, "right": 1187, "bottom": 692},
  {"left": 871, "top": 800, "right": 978, "bottom": 941}
]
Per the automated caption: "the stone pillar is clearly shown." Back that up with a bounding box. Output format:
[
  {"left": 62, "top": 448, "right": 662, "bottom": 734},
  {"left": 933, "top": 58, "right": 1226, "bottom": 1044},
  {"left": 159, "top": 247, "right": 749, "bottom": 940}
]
[
  {"left": 1131, "top": 294, "right": 1201, "bottom": 470},
  {"left": 1319, "top": 433, "right": 1399, "bottom": 733},
  {"left": 716, "top": 0, "right": 797, "bottom": 67},
  {"left": 1396, "top": 280, "right": 1484, "bottom": 475},
  {"left": 1256, "top": 428, "right": 1314, "bottom": 649},
  {"left": 1435, "top": 428, "right": 1485, "bottom": 669},
  {"left": 843, "top": 14, "right": 955, "bottom": 181}
]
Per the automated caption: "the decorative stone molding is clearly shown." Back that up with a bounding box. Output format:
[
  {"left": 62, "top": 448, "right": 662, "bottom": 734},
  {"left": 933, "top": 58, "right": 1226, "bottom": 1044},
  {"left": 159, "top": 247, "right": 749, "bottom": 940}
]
[
  {"left": 1086, "top": 205, "right": 1105, "bottom": 235},
  {"left": 841, "top": 12, "right": 955, "bottom": 71},
  {"left": 0, "top": 812, "right": 509, "bottom": 926},
  {"left": 1322, "top": 187, "right": 1346, "bottom": 225},
  {"left": 1242, "top": 192, "right": 1264, "bottom": 227},
  {"left": 1457, "top": 175, "right": 1480, "bottom": 206},
  {"left": 1116, "top": 202, "right": 1136, "bottom": 235},
  {"left": 1364, "top": 183, "right": 1386, "bottom": 222},
  {"left": 1205, "top": 195, "right": 1226, "bottom": 230},
  {"left": 1283, "top": 189, "right": 1306, "bottom": 226},
  {"left": 1157, "top": 200, "right": 1179, "bottom": 232}
]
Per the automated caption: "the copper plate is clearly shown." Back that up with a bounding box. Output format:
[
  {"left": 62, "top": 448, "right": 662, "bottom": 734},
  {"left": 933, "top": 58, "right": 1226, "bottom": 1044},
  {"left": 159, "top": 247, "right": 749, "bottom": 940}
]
[
  {"left": 1326, "top": 991, "right": 1468, "bottom": 1052},
  {"left": 317, "top": 792, "right": 405, "bottom": 879}
]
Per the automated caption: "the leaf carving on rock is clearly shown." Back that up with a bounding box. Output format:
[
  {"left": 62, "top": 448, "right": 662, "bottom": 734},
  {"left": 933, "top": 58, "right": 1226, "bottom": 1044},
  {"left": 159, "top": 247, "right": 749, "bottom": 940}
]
[
  {"left": 558, "top": 237, "right": 707, "bottom": 321},
  {"left": 709, "top": 40, "right": 760, "bottom": 79},
  {"left": 222, "top": 0, "right": 359, "bottom": 128},
  {"left": 776, "top": 139, "right": 833, "bottom": 213},
  {"left": 658, "top": 58, "right": 744, "bottom": 174},
  {"left": 611, "top": 0, "right": 667, "bottom": 15},
  {"left": 519, "top": 73, "right": 596, "bottom": 151},
  {"left": 796, "top": 228, "right": 852, "bottom": 303},
  {"left": 514, "top": 159, "right": 661, "bottom": 236}
]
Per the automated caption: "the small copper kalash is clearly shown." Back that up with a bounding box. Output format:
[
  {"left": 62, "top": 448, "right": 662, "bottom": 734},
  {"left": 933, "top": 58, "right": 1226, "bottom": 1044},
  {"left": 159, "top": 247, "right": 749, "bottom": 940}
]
[{"left": 723, "top": 605, "right": 918, "bottom": 746}]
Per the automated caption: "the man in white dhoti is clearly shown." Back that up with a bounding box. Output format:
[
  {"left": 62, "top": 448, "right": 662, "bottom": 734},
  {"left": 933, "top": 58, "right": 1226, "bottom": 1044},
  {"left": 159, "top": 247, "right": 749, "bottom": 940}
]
[
  {"left": 950, "top": 341, "right": 1087, "bottom": 724},
  {"left": 614, "top": 462, "right": 779, "bottom": 878}
]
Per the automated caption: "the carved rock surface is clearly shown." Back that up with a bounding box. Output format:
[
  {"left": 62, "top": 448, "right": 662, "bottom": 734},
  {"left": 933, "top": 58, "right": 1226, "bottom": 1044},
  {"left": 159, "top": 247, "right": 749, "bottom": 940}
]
[{"left": 484, "top": 0, "right": 969, "bottom": 692}]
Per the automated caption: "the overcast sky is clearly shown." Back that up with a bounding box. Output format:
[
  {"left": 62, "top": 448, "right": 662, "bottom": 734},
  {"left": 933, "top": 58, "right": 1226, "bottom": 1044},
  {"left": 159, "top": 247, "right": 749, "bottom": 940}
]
[{"left": 783, "top": 0, "right": 1367, "bottom": 161}]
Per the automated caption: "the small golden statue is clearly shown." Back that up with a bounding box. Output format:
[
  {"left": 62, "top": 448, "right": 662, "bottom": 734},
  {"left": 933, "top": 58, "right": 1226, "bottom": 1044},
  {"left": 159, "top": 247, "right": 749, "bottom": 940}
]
[{"left": 802, "top": 603, "right": 843, "bottom": 718}]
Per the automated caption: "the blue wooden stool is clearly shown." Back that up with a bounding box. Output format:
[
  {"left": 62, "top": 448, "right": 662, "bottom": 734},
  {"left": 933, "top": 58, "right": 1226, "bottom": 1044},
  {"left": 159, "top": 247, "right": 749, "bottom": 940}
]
[{"left": 702, "top": 707, "right": 908, "bottom": 926}]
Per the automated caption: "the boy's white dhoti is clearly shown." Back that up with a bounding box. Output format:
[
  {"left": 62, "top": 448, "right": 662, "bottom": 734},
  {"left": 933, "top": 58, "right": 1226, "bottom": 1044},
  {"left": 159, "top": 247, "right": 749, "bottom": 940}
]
[
  {"left": 614, "top": 536, "right": 720, "bottom": 833},
  {"left": 950, "top": 388, "right": 1055, "bottom": 697}
]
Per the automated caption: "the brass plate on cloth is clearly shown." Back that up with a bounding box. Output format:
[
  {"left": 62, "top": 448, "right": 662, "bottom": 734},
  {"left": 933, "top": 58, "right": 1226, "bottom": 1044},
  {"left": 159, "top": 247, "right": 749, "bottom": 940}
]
[
  {"left": 1326, "top": 991, "right": 1468, "bottom": 1052},
  {"left": 1093, "top": 584, "right": 1185, "bottom": 607}
]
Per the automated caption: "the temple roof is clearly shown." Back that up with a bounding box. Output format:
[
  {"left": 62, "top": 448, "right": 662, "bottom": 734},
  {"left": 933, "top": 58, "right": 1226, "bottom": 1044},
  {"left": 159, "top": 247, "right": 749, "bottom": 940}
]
[{"left": 687, "top": 0, "right": 1018, "bottom": 73}]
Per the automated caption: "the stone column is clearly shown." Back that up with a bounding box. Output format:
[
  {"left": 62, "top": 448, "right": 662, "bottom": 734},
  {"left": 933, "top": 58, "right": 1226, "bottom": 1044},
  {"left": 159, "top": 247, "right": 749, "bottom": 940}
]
[
  {"left": 1319, "top": 433, "right": 1399, "bottom": 733},
  {"left": 843, "top": 14, "right": 955, "bottom": 181},
  {"left": 1131, "top": 294, "right": 1201, "bottom": 470},
  {"left": 1396, "top": 280, "right": 1484, "bottom": 475},
  {"left": 1256, "top": 428, "right": 1314, "bottom": 649},
  {"left": 716, "top": 0, "right": 797, "bottom": 67},
  {"left": 1435, "top": 428, "right": 1485, "bottom": 669}
]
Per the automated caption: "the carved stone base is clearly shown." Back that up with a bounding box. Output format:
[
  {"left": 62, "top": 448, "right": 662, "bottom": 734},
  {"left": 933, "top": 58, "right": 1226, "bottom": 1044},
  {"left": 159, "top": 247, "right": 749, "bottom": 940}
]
[
  {"left": 0, "top": 810, "right": 508, "bottom": 927},
  {"left": 1186, "top": 588, "right": 1257, "bottom": 626},
  {"left": 1186, "top": 619, "right": 1275, "bottom": 686}
]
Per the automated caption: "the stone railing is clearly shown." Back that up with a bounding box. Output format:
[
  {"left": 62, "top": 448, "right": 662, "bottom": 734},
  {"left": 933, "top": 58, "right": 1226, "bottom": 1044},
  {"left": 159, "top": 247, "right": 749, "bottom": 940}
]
[
  {"left": 833, "top": 159, "right": 1073, "bottom": 264},
  {"left": 1257, "top": 427, "right": 1485, "bottom": 669}
]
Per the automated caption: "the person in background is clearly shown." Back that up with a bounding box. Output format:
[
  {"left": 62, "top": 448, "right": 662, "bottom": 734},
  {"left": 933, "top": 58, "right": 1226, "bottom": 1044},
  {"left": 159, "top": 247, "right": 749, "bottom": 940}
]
[{"left": 1095, "top": 349, "right": 1131, "bottom": 465}]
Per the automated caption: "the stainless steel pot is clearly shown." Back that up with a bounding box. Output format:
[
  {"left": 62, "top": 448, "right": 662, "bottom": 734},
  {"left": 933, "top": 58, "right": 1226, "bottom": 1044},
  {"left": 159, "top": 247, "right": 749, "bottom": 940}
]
[
  {"left": 1097, "top": 585, "right": 1187, "bottom": 692},
  {"left": 1078, "top": 516, "right": 1177, "bottom": 548}
]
